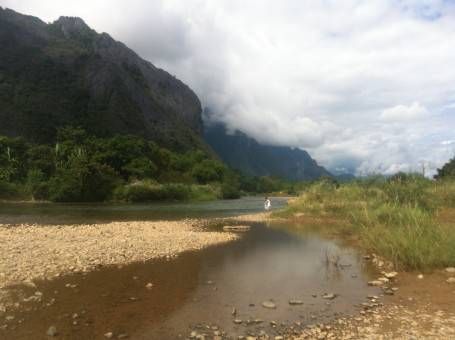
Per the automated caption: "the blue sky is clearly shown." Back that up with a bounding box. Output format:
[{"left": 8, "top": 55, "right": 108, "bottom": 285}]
[{"left": 2, "top": 0, "right": 455, "bottom": 175}]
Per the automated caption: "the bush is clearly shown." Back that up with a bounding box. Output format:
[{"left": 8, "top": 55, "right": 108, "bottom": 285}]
[
  {"left": 116, "top": 181, "right": 191, "bottom": 202},
  {"left": 49, "top": 160, "right": 118, "bottom": 202},
  {"left": 189, "top": 184, "right": 220, "bottom": 201},
  {"left": 0, "top": 180, "right": 24, "bottom": 199},
  {"left": 221, "top": 173, "right": 241, "bottom": 199},
  {"left": 26, "top": 169, "right": 49, "bottom": 200},
  {"left": 192, "top": 160, "right": 225, "bottom": 184}
]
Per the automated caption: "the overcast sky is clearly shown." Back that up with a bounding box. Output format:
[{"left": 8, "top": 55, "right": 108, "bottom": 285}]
[{"left": 2, "top": 0, "right": 455, "bottom": 175}]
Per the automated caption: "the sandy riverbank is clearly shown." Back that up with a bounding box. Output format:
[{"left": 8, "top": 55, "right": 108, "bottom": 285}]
[{"left": 0, "top": 219, "right": 239, "bottom": 293}]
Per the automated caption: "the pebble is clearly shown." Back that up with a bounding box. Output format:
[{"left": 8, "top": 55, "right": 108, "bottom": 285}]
[
  {"left": 446, "top": 267, "right": 455, "bottom": 274},
  {"left": 368, "top": 280, "right": 384, "bottom": 286},
  {"left": 46, "top": 326, "right": 58, "bottom": 337},
  {"left": 289, "top": 299, "right": 304, "bottom": 305},
  {"left": 0, "top": 220, "right": 238, "bottom": 293},
  {"left": 417, "top": 274, "right": 424, "bottom": 279},
  {"left": 447, "top": 277, "right": 455, "bottom": 284},
  {"left": 145, "top": 282, "right": 154, "bottom": 289},
  {"left": 262, "top": 301, "right": 277, "bottom": 309},
  {"left": 384, "top": 271, "right": 398, "bottom": 279},
  {"left": 322, "top": 293, "right": 337, "bottom": 300},
  {"left": 104, "top": 332, "right": 114, "bottom": 339}
]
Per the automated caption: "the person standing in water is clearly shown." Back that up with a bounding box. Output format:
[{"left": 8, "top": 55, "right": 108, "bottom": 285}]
[{"left": 264, "top": 197, "right": 271, "bottom": 211}]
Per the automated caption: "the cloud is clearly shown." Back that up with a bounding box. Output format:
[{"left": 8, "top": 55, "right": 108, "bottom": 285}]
[
  {"left": 380, "top": 102, "right": 429, "bottom": 122},
  {"left": 2, "top": 0, "right": 455, "bottom": 175}
]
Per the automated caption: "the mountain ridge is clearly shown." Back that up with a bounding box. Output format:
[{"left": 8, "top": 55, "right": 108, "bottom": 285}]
[
  {"left": 0, "top": 8, "right": 203, "bottom": 150},
  {"left": 204, "top": 123, "right": 332, "bottom": 181}
]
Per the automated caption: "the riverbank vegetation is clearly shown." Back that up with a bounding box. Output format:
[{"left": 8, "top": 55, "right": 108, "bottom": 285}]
[
  {"left": 275, "top": 167, "right": 455, "bottom": 271},
  {"left": 0, "top": 127, "right": 297, "bottom": 202}
]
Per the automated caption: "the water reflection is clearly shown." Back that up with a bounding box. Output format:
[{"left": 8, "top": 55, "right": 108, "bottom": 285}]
[{"left": 3, "top": 222, "right": 380, "bottom": 339}]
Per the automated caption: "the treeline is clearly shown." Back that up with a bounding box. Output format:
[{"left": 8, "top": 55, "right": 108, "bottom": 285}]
[{"left": 0, "top": 127, "right": 297, "bottom": 202}]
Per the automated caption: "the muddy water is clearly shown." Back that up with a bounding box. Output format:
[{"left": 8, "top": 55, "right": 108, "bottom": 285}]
[{"left": 1, "top": 222, "right": 381, "bottom": 340}]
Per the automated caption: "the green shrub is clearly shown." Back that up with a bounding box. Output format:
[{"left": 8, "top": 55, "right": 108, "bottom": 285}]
[
  {"left": 189, "top": 184, "right": 220, "bottom": 201},
  {"left": 0, "top": 180, "right": 25, "bottom": 199},
  {"left": 192, "top": 159, "right": 225, "bottom": 184},
  {"left": 116, "top": 181, "right": 191, "bottom": 202},
  {"left": 49, "top": 160, "right": 118, "bottom": 202},
  {"left": 221, "top": 173, "right": 241, "bottom": 199}
]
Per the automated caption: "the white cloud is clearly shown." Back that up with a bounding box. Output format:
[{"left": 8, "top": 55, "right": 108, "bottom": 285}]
[
  {"left": 380, "top": 102, "right": 429, "bottom": 122},
  {"left": 2, "top": 0, "right": 455, "bottom": 175}
]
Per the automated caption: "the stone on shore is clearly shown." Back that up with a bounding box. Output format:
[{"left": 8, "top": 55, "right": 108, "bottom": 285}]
[
  {"left": 384, "top": 271, "right": 398, "bottom": 279},
  {"left": 368, "top": 280, "right": 384, "bottom": 286},
  {"left": 46, "top": 326, "right": 58, "bottom": 337},
  {"left": 262, "top": 301, "right": 277, "bottom": 309}
]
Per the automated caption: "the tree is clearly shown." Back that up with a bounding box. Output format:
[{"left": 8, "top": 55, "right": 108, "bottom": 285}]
[
  {"left": 435, "top": 158, "right": 455, "bottom": 179},
  {"left": 192, "top": 160, "right": 225, "bottom": 184}
]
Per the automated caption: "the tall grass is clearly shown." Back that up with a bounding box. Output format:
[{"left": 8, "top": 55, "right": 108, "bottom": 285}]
[{"left": 276, "top": 176, "right": 455, "bottom": 270}]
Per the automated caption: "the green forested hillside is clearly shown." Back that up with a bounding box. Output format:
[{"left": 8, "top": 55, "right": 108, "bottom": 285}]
[{"left": 0, "top": 8, "right": 204, "bottom": 150}]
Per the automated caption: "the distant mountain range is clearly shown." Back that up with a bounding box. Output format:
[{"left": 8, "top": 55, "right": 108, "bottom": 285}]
[
  {"left": 0, "top": 8, "right": 204, "bottom": 150},
  {"left": 204, "top": 123, "right": 332, "bottom": 181}
]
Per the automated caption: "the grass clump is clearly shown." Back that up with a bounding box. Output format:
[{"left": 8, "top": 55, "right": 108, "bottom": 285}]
[{"left": 276, "top": 175, "right": 455, "bottom": 271}]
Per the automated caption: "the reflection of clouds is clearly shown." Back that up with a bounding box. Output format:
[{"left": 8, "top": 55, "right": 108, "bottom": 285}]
[{"left": 5, "top": 0, "right": 455, "bottom": 174}]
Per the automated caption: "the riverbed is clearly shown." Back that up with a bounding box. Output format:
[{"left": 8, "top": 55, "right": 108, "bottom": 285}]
[{"left": 0, "top": 198, "right": 382, "bottom": 339}]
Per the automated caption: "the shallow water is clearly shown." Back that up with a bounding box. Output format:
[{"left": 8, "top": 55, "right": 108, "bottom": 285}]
[
  {"left": 0, "top": 196, "right": 288, "bottom": 225},
  {"left": 1, "top": 221, "right": 380, "bottom": 339}
]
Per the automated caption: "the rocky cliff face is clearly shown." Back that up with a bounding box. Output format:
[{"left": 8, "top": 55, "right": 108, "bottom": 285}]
[
  {"left": 0, "top": 8, "right": 203, "bottom": 149},
  {"left": 204, "top": 123, "right": 332, "bottom": 181}
]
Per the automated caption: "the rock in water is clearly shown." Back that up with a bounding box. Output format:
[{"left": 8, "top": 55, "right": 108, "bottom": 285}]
[
  {"left": 223, "top": 225, "right": 251, "bottom": 232},
  {"left": 384, "top": 271, "right": 398, "bottom": 279},
  {"left": 368, "top": 280, "right": 384, "bottom": 286},
  {"left": 262, "top": 301, "right": 277, "bottom": 309},
  {"left": 288, "top": 299, "right": 304, "bottom": 305},
  {"left": 46, "top": 326, "right": 58, "bottom": 337}
]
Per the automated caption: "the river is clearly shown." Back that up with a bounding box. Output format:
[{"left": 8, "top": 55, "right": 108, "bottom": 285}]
[{"left": 0, "top": 197, "right": 380, "bottom": 339}]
